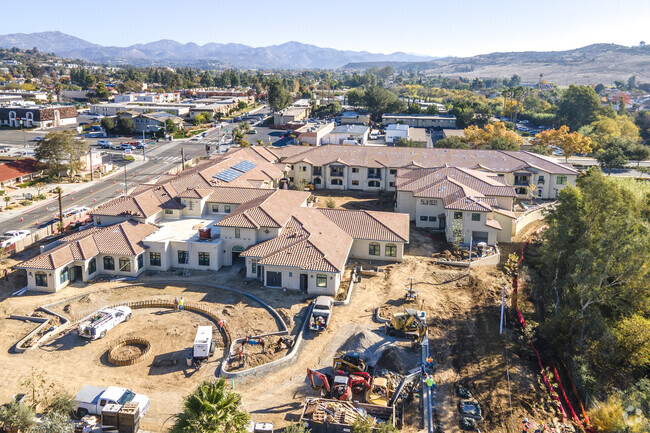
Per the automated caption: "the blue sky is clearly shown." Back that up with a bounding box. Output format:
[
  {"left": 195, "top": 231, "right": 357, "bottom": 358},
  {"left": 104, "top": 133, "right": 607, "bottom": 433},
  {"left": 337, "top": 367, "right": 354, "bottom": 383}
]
[{"left": 4, "top": 0, "right": 650, "bottom": 57}]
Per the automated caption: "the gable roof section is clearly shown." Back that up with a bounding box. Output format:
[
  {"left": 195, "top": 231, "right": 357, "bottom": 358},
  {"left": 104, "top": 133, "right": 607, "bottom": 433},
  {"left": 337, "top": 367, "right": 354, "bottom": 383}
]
[
  {"left": 17, "top": 221, "right": 158, "bottom": 270},
  {"left": 217, "top": 189, "right": 310, "bottom": 229},
  {"left": 241, "top": 208, "right": 352, "bottom": 273},
  {"left": 281, "top": 145, "right": 577, "bottom": 174},
  {"left": 317, "top": 209, "right": 409, "bottom": 243}
]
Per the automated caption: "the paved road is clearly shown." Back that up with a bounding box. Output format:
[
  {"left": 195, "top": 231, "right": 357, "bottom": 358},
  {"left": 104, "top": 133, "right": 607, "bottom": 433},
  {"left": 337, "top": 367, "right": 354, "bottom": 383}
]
[{"left": 0, "top": 138, "right": 207, "bottom": 234}]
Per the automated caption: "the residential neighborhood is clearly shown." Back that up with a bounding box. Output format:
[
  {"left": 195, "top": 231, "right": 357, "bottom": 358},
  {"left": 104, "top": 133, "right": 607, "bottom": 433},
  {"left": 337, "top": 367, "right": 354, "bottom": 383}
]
[{"left": 0, "top": 5, "right": 648, "bottom": 433}]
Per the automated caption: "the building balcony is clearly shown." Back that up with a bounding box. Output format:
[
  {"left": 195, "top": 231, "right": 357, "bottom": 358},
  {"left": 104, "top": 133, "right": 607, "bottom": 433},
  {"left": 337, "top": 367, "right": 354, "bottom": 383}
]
[{"left": 514, "top": 180, "right": 530, "bottom": 186}]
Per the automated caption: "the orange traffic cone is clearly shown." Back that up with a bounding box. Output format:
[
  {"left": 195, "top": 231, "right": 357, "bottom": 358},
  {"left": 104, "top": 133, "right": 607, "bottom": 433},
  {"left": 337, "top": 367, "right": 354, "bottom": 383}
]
[
  {"left": 71, "top": 197, "right": 74, "bottom": 201},
  {"left": 93, "top": 198, "right": 96, "bottom": 202},
  {"left": 20, "top": 217, "right": 23, "bottom": 222}
]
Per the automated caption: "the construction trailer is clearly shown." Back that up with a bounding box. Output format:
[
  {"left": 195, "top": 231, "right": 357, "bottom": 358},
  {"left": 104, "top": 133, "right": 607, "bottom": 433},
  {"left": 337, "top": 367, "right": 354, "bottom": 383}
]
[{"left": 300, "top": 397, "right": 395, "bottom": 433}]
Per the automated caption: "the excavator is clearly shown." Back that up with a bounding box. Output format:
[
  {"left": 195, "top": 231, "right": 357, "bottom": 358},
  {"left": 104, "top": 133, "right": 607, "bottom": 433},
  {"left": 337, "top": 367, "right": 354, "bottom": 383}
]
[
  {"left": 384, "top": 309, "right": 427, "bottom": 343},
  {"left": 332, "top": 351, "right": 366, "bottom": 374},
  {"left": 307, "top": 369, "right": 371, "bottom": 401}
]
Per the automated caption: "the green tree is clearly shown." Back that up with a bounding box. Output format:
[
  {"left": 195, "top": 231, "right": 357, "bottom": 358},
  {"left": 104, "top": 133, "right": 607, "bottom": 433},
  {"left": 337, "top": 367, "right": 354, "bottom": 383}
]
[
  {"left": 0, "top": 402, "right": 36, "bottom": 432},
  {"left": 165, "top": 118, "right": 178, "bottom": 134},
  {"left": 626, "top": 144, "right": 650, "bottom": 166},
  {"left": 116, "top": 116, "right": 135, "bottom": 135},
  {"left": 268, "top": 77, "right": 291, "bottom": 112},
  {"left": 535, "top": 171, "right": 650, "bottom": 395},
  {"left": 46, "top": 391, "right": 76, "bottom": 416},
  {"left": 556, "top": 84, "right": 602, "bottom": 131},
  {"left": 94, "top": 82, "right": 110, "bottom": 100},
  {"left": 346, "top": 88, "right": 365, "bottom": 107},
  {"left": 596, "top": 138, "right": 631, "bottom": 174},
  {"left": 237, "top": 100, "right": 248, "bottom": 110},
  {"left": 425, "top": 104, "right": 439, "bottom": 115},
  {"left": 594, "top": 83, "right": 605, "bottom": 94},
  {"left": 170, "top": 379, "right": 250, "bottom": 433},
  {"left": 34, "top": 131, "right": 88, "bottom": 177},
  {"left": 434, "top": 136, "right": 469, "bottom": 149},
  {"left": 100, "top": 117, "right": 115, "bottom": 134},
  {"left": 397, "top": 138, "right": 425, "bottom": 148},
  {"left": 363, "top": 85, "right": 405, "bottom": 121}
]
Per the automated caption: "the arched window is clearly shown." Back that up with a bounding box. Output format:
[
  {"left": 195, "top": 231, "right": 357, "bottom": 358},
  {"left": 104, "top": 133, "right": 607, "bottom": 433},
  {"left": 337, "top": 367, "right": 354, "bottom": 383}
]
[
  {"left": 369, "top": 242, "right": 380, "bottom": 256},
  {"left": 313, "top": 177, "right": 321, "bottom": 184},
  {"left": 119, "top": 257, "right": 131, "bottom": 272},
  {"left": 103, "top": 256, "right": 115, "bottom": 270},
  {"left": 385, "top": 244, "right": 397, "bottom": 257}
]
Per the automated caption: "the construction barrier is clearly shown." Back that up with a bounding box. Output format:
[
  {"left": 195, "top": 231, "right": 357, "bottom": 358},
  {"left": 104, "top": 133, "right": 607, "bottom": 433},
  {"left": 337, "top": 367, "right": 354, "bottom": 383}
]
[{"left": 514, "top": 226, "right": 591, "bottom": 431}]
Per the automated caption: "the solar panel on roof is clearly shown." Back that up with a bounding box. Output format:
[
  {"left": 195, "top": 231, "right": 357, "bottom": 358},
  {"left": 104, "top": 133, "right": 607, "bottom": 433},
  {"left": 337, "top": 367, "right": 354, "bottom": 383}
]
[
  {"left": 213, "top": 168, "right": 244, "bottom": 183},
  {"left": 231, "top": 160, "right": 257, "bottom": 173}
]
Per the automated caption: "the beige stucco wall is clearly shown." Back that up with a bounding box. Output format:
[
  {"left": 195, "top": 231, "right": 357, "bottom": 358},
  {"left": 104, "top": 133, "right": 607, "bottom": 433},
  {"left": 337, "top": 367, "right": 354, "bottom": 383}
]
[
  {"left": 349, "top": 240, "right": 404, "bottom": 261},
  {"left": 258, "top": 264, "right": 340, "bottom": 296},
  {"left": 396, "top": 191, "right": 417, "bottom": 220}
]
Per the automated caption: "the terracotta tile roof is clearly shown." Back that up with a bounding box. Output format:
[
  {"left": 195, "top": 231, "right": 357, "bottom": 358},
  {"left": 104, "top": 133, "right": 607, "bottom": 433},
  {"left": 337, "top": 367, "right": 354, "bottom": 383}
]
[
  {"left": 317, "top": 209, "right": 409, "bottom": 243},
  {"left": 17, "top": 221, "right": 158, "bottom": 270},
  {"left": 0, "top": 159, "right": 39, "bottom": 183},
  {"left": 485, "top": 219, "right": 502, "bottom": 230},
  {"left": 281, "top": 145, "right": 577, "bottom": 174},
  {"left": 217, "top": 189, "right": 310, "bottom": 229},
  {"left": 177, "top": 188, "right": 213, "bottom": 199},
  {"left": 396, "top": 167, "right": 516, "bottom": 198},
  {"left": 206, "top": 187, "right": 273, "bottom": 204},
  {"left": 242, "top": 208, "right": 352, "bottom": 273},
  {"left": 397, "top": 166, "right": 518, "bottom": 217},
  {"left": 90, "top": 186, "right": 183, "bottom": 218}
]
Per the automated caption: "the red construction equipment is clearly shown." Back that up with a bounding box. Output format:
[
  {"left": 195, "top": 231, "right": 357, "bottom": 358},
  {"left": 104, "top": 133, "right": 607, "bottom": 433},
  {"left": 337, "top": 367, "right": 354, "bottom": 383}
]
[{"left": 307, "top": 369, "right": 371, "bottom": 402}]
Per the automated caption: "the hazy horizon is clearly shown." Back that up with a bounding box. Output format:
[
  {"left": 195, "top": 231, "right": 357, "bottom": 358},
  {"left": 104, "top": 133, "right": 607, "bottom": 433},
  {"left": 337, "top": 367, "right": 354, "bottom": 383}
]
[{"left": 3, "top": 0, "right": 650, "bottom": 57}]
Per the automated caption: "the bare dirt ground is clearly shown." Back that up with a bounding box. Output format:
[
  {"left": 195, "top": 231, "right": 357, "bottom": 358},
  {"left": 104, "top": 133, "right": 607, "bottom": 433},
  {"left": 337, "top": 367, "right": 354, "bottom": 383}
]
[
  {"left": 0, "top": 279, "right": 309, "bottom": 432},
  {"left": 0, "top": 221, "right": 560, "bottom": 432},
  {"left": 311, "top": 190, "right": 394, "bottom": 212},
  {"left": 234, "top": 227, "right": 560, "bottom": 433}
]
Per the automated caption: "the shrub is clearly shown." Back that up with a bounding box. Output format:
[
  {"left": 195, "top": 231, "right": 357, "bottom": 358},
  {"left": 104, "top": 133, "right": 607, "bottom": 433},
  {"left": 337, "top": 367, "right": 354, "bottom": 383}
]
[
  {"left": 325, "top": 197, "right": 336, "bottom": 209},
  {"left": 0, "top": 402, "right": 36, "bottom": 432},
  {"left": 21, "top": 200, "right": 32, "bottom": 206}
]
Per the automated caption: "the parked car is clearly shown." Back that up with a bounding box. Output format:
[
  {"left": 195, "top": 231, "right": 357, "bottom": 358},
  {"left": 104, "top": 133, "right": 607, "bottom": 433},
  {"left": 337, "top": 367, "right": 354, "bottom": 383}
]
[
  {"left": 135, "top": 142, "right": 147, "bottom": 149},
  {"left": 73, "top": 385, "right": 149, "bottom": 419},
  {"left": 31, "top": 136, "right": 43, "bottom": 142},
  {"left": 97, "top": 140, "right": 111, "bottom": 147}
]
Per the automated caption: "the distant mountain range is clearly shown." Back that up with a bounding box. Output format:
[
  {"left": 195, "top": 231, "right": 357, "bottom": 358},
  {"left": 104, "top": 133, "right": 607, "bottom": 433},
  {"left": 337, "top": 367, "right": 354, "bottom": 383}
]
[
  {"left": 344, "top": 44, "right": 650, "bottom": 85},
  {"left": 0, "top": 31, "right": 433, "bottom": 69}
]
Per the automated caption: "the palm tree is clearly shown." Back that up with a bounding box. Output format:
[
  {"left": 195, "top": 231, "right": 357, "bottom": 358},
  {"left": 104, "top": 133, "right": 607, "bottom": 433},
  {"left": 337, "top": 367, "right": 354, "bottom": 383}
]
[{"left": 171, "top": 379, "right": 250, "bottom": 433}]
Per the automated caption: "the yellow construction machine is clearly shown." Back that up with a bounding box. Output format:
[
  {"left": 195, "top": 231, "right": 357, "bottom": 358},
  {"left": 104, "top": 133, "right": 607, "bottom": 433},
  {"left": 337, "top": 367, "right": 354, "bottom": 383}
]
[
  {"left": 384, "top": 309, "right": 427, "bottom": 343},
  {"left": 332, "top": 351, "right": 366, "bottom": 374}
]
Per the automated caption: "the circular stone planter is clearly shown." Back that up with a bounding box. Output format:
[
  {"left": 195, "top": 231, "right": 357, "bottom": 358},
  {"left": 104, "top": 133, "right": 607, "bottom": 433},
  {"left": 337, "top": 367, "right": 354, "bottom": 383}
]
[{"left": 107, "top": 337, "right": 152, "bottom": 366}]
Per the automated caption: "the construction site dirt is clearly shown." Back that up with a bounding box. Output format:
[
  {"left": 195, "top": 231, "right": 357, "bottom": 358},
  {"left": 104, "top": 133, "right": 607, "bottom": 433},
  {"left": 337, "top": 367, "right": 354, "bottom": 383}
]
[{"left": 0, "top": 221, "right": 561, "bottom": 433}]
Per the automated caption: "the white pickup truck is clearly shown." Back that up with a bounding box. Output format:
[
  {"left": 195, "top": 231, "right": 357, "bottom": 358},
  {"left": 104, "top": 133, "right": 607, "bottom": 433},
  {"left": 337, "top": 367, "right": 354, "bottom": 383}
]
[
  {"left": 73, "top": 385, "right": 149, "bottom": 419},
  {"left": 309, "top": 296, "right": 334, "bottom": 332},
  {"left": 77, "top": 306, "right": 132, "bottom": 340}
]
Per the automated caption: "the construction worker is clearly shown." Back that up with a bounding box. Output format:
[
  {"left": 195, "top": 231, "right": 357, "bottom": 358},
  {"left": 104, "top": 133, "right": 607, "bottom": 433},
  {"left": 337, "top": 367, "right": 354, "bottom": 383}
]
[
  {"left": 424, "top": 373, "right": 436, "bottom": 390},
  {"left": 179, "top": 297, "right": 184, "bottom": 312},
  {"left": 522, "top": 418, "right": 532, "bottom": 432},
  {"left": 173, "top": 297, "right": 179, "bottom": 311}
]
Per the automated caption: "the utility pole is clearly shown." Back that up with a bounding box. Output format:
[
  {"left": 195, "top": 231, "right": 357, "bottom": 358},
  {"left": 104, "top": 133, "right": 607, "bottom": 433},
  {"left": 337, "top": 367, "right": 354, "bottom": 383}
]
[
  {"left": 181, "top": 147, "right": 185, "bottom": 171},
  {"left": 57, "top": 187, "right": 63, "bottom": 232},
  {"left": 88, "top": 150, "right": 94, "bottom": 181},
  {"left": 468, "top": 233, "right": 473, "bottom": 274},
  {"left": 499, "top": 285, "right": 506, "bottom": 334}
]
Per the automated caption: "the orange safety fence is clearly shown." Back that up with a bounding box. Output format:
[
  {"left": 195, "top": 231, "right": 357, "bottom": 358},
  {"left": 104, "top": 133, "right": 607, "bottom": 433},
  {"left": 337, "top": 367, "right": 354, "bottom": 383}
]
[{"left": 513, "top": 225, "right": 592, "bottom": 431}]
